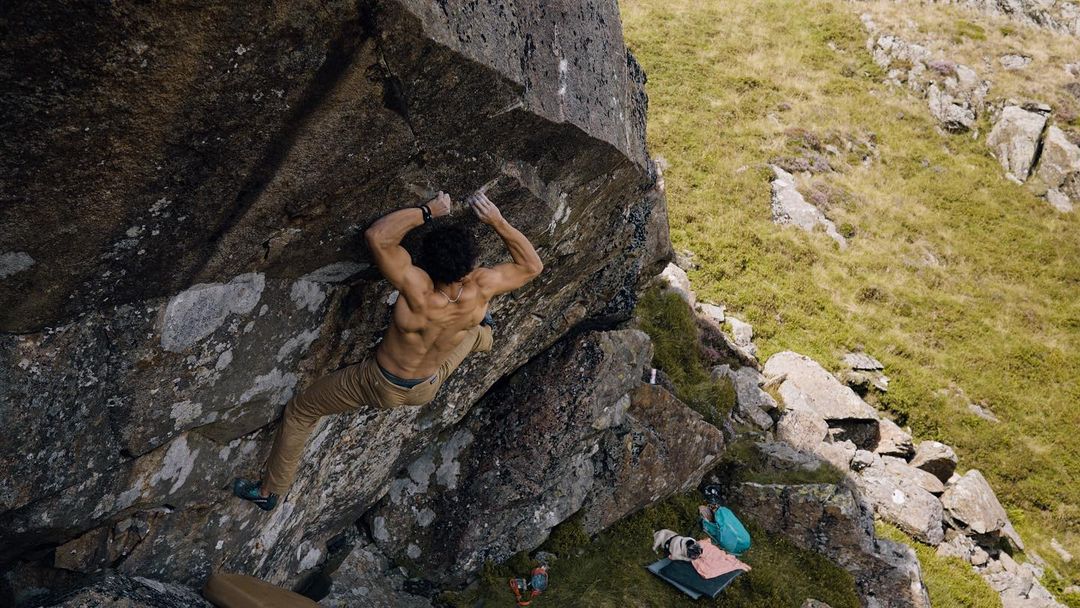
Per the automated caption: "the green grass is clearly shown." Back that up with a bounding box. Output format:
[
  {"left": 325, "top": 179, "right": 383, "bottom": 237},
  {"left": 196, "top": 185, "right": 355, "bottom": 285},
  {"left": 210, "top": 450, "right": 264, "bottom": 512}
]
[
  {"left": 877, "top": 523, "right": 1002, "bottom": 608},
  {"left": 621, "top": 0, "right": 1080, "bottom": 596},
  {"left": 442, "top": 493, "right": 860, "bottom": 607},
  {"left": 635, "top": 288, "right": 737, "bottom": 426}
]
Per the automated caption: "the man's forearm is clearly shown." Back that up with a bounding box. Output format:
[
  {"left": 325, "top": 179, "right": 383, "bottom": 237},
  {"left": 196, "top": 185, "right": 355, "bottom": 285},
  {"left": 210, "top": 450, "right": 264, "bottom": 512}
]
[
  {"left": 365, "top": 207, "right": 424, "bottom": 247},
  {"left": 493, "top": 219, "right": 542, "bottom": 272}
]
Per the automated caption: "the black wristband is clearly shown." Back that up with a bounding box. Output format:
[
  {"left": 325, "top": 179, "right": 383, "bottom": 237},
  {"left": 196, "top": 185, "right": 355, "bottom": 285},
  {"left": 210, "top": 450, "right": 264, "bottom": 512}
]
[{"left": 419, "top": 204, "right": 432, "bottom": 223}]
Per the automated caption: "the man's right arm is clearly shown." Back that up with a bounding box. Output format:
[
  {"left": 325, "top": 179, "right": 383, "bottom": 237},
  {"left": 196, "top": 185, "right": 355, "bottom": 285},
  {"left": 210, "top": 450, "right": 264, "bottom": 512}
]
[{"left": 469, "top": 193, "right": 543, "bottom": 297}]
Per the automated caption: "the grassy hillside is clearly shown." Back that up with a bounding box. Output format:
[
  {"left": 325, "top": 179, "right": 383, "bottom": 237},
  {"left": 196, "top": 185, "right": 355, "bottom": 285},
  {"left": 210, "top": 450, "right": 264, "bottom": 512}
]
[{"left": 619, "top": 0, "right": 1080, "bottom": 597}]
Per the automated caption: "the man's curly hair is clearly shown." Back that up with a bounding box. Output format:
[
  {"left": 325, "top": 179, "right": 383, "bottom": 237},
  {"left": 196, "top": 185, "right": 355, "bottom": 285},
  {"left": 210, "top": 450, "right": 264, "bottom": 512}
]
[{"left": 417, "top": 226, "right": 477, "bottom": 285}]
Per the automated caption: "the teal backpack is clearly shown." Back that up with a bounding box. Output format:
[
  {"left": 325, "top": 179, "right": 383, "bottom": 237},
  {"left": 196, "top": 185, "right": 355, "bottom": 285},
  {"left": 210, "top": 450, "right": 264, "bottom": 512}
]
[
  {"left": 701, "top": 485, "right": 752, "bottom": 556},
  {"left": 702, "top": 506, "right": 751, "bottom": 555}
]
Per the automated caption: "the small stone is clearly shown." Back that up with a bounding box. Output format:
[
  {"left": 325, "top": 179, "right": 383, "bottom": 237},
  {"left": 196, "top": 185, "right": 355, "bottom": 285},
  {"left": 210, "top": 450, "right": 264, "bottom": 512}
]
[
  {"left": 999, "top": 54, "right": 1031, "bottom": 70},
  {"left": 850, "top": 449, "right": 875, "bottom": 471},
  {"left": 968, "top": 402, "right": 1000, "bottom": 423},
  {"left": 697, "top": 302, "right": 725, "bottom": 324},
  {"left": 1051, "top": 538, "right": 1073, "bottom": 563},
  {"left": 674, "top": 248, "right": 697, "bottom": 271},
  {"left": 843, "top": 351, "right": 884, "bottom": 371}
]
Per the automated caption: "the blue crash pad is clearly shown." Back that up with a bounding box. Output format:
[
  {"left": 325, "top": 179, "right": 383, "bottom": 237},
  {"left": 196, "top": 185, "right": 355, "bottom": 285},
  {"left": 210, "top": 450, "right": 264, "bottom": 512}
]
[{"left": 645, "top": 558, "right": 744, "bottom": 599}]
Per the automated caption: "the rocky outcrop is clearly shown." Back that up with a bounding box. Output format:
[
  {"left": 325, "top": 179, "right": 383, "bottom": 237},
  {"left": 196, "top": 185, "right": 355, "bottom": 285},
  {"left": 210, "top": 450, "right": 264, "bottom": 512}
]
[
  {"left": 712, "top": 364, "right": 777, "bottom": 430},
  {"left": 320, "top": 534, "right": 432, "bottom": 608},
  {"left": 38, "top": 572, "right": 213, "bottom": 608},
  {"left": 988, "top": 105, "right": 1050, "bottom": 181},
  {"left": 916, "top": 0, "right": 1080, "bottom": 37},
  {"left": 365, "top": 329, "right": 724, "bottom": 584},
  {"left": 0, "top": 0, "right": 670, "bottom": 603},
  {"left": 730, "top": 482, "right": 930, "bottom": 608},
  {"left": 862, "top": 14, "right": 989, "bottom": 132},
  {"left": 757, "top": 349, "right": 1066, "bottom": 607},
  {"left": 769, "top": 166, "right": 848, "bottom": 248},
  {"left": 1031, "top": 125, "right": 1080, "bottom": 212}
]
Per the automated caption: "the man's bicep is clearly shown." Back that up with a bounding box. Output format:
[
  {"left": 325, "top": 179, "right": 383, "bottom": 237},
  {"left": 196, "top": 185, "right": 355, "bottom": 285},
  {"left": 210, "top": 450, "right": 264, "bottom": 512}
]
[{"left": 477, "top": 264, "right": 534, "bottom": 297}]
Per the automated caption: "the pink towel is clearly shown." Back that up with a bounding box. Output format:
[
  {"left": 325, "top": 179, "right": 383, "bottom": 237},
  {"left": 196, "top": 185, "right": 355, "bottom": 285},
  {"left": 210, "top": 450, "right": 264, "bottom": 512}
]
[{"left": 692, "top": 539, "right": 751, "bottom": 579}]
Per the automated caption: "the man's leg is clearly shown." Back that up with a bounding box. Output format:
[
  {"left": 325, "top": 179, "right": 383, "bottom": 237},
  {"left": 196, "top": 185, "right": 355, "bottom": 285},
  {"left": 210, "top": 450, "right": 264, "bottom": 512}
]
[{"left": 235, "top": 363, "right": 367, "bottom": 509}]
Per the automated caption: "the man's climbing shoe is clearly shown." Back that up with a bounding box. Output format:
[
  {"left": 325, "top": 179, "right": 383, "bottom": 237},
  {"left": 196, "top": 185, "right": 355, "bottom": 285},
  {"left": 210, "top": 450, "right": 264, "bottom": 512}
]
[{"left": 233, "top": 478, "right": 278, "bottom": 512}]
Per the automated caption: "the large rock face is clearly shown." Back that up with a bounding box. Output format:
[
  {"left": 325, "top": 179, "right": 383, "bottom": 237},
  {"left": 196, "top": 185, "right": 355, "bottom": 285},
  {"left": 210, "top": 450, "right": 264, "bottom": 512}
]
[
  {"left": 366, "top": 330, "right": 725, "bottom": 583},
  {"left": 730, "top": 482, "right": 931, "bottom": 608},
  {"left": 0, "top": 0, "right": 669, "bottom": 602}
]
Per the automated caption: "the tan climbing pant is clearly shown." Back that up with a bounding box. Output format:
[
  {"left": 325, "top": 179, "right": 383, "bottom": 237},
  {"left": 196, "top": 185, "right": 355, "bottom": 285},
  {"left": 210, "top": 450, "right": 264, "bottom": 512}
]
[{"left": 262, "top": 324, "right": 492, "bottom": 495}]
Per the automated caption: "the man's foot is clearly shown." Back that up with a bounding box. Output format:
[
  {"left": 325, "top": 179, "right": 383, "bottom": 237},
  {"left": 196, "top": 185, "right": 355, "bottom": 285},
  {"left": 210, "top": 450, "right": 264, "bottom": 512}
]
[{"left": 233, "top": 478, "right": 278, "bottom": 512}]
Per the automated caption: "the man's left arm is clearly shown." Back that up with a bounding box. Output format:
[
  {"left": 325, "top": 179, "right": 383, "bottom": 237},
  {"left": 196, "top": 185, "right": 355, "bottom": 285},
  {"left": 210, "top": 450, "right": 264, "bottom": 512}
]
[{"left": 364, "top": 192, "right": 451, "bottom": 307}]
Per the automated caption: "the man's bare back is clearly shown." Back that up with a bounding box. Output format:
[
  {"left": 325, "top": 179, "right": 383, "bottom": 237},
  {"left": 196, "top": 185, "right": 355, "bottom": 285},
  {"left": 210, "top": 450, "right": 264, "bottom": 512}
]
[{"left": 369, "top": 191, "right": 542, "bottom": 379}]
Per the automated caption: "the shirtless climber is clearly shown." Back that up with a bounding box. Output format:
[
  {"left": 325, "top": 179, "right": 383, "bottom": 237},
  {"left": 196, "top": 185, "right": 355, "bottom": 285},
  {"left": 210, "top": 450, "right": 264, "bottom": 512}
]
[{"left": 233, "top": 192, "right": 543, "bottom": 511}]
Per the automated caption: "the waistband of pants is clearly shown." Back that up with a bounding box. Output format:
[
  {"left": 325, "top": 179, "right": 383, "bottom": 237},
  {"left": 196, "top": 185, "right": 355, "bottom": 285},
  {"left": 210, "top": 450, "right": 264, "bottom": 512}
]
[{"left": 376, "top": 361, "right": 434, "bottom": 389}]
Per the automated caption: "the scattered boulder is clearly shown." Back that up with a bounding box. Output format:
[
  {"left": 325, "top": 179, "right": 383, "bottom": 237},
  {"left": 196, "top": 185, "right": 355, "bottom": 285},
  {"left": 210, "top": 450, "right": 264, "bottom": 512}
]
[
  {"left": 712, "top": 364, "right": 776, "bottom": 430},
  {"left": 730, "top": 482, "right": 930, "bottom": 608},
  {"left": 1051, "top": 538, "right": 1073, "bottom": 563},
  {"left": 843, "top": 352, "right": 883, "bottom": 371},
  {"left": 882, "top": 456, "right": 945, "bottom": 495},
  {"left": 909, "top": 441, "right": 958, "bottom": 482},
  {"left": 987, "top": 106, "right": 1049, "bottom": 182},
  {"left": 850, "top": 449, "right": 876, "bottom": 471},
  {"left": 863, "top": 17, "right": 988, "bottom": 132},
  {"left": 698, "top": 302, "right": 725, "bottom": 325},
  {"left": 726, "top": 316, "right": 759, "bottom": 359},
  {"left": 755, "top": 440, "right": 824, "bottom": 473},
  {"left": 674, "top": 248, "right": 698, "bottom": 271},
  {"left": 769, "top": 166, "right": 847, "bottom": 248},
  {"left": 928, "top": 82, "right": 978, "bottom": 132},
  {"left": 937, "top": 532, "right": 990, "bottom": 567},
  {"left": 1031, "top": 126, "right": 1080, "bottom": 212},
  {"left": 942, "top": 470, "right": 1024, "bottom": 550},
  {"left": 855, "top": 458, "right": 945, "bottom": 545},
  {"left": 764, "top": 352, "right": 880, "bottom": 422},
  {"left": 969, "top": 402, "right": 1002, "bottom": 423},
  {"left": 983, "top": 555, "right": 1063, "bottom": 608},
  {"left": 842, "top": 351, "right": 889, "bottom": 393},
  {"left": 659, "top": 262, "right": 695, "bottom": 306},
  {"left": 815, "top": 440, "right": 859, "bottom": 471},
  {"left": 875, "top": 419, "right": 914, "bottom": 459}
]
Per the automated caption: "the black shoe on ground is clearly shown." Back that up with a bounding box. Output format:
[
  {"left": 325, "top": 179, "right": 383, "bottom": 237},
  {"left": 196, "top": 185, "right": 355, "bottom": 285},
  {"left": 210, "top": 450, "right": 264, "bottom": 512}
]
[{"left": 233, "top": 478, "right": 278, "bottom": 512}]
